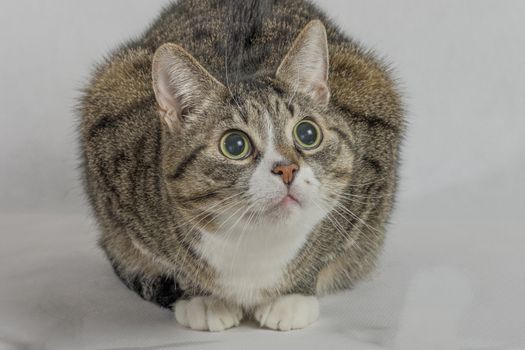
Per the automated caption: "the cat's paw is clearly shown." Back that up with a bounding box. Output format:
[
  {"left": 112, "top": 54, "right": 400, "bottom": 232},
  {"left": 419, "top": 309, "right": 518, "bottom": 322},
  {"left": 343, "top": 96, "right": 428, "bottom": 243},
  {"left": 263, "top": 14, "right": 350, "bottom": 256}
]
[
  {"left": 254, "top": 294, "right": 319, "bottom": 331},
  {"left": 174, "top": 296, "right": 243, "bottom": 332}
]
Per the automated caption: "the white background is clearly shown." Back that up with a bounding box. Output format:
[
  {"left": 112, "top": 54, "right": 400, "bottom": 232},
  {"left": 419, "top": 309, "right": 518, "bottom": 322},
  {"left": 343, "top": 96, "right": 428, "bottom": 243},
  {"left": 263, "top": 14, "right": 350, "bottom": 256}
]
[{"left": 0, "top": 1, "right": 524, "bottom": 349}]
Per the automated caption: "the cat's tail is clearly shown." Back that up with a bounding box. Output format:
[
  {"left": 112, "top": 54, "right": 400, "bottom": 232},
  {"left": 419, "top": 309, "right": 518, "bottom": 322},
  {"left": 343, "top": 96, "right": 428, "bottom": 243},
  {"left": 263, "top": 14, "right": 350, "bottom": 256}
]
[
  {"left": 223, "top": 0, "right": 275, "bottom": 74},
  {"left": 111, "top": 260, "right": 183, "bottom": 309},
  {"left": 225, "top": 0, "right": 274, "bottom": 35}
]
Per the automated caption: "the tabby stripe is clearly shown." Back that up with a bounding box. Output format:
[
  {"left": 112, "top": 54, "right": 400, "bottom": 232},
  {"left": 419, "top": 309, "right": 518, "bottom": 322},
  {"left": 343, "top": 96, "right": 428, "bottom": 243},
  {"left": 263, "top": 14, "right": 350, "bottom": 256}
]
[
  {"left": 169, "top": 145, "right": 206, "bottom": 180},
  {"left": 270, "top": 83, "right": 286, "bottom": 98},
  {"left": 86, "top": 97, "right": 154, "bottom": 138},
  {"left": 130, "top": 135, "right": 148, "bottom": 222},
  {"left": 286, "top": 101, "right": 296, "bottom": 117},
  {"left": 88, "top": 114, "right": 119, "bottom": 138},
  {"left": 174, "top": 184, "right": 233, "bottom": 203},
  {"left": 152, "top": 130, "right": 163, "bottom": 198},
  {"left": 343, "top": 109, "right": 398, "bottom": 132},
  {"left": 362, "top": 156, "right": 383, "bottom": 175},
  {"left": 177, "top": 191, "right": 219, "bottom": 203},
  {"left": 329, "top": 127, "right": 354, "bottom": 151}
]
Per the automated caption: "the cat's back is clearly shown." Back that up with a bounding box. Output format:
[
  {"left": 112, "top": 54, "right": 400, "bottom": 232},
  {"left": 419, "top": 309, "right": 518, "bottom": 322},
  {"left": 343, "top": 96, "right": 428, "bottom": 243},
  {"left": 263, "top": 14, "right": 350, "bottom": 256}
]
[
  {"left": 80, "top": 0, "right": 335, "bottom": 138},
  {"left": 134, "top": 0, "right": 339, "bottom": 81}
]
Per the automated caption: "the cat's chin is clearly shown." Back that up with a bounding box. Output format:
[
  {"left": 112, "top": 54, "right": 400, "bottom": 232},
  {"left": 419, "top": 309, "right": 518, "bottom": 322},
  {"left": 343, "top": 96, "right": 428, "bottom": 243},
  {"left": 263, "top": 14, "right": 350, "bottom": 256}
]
[{"left": 258, "top": 197, "right": 304, "bottom": 225}]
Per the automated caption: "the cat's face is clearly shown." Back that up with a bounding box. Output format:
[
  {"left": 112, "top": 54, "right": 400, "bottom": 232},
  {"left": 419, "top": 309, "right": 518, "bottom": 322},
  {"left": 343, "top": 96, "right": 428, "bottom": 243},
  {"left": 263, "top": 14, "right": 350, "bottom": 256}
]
[{"left": 154, "top": 21, "right": 352, "bottom": 234}]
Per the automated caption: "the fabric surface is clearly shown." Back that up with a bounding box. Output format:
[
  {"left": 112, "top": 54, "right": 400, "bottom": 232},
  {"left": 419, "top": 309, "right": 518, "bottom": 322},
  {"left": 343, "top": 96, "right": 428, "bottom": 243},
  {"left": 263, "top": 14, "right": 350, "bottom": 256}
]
[
  {"left": 1, "top": 1, "right": 524, "bottom": 349},
  {"left": 1, "top": 196, "right": 524, "bottom": 349}
]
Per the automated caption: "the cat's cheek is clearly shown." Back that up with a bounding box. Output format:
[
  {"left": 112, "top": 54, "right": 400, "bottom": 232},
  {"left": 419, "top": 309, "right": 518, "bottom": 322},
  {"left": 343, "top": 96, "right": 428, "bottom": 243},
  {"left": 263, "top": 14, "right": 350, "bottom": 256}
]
[
  {"left": 247, "top": 151, "right": 288, "bottom": 210},
  {"left": 289, "top": 165, "right": 321, "bottom": 206}
]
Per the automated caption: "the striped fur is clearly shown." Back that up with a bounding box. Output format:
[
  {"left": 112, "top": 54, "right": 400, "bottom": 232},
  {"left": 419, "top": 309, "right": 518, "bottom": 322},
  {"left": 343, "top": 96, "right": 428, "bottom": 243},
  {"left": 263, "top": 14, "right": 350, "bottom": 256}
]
[{"left": 79, "top": 0, "right": 404, "bottom": 322}]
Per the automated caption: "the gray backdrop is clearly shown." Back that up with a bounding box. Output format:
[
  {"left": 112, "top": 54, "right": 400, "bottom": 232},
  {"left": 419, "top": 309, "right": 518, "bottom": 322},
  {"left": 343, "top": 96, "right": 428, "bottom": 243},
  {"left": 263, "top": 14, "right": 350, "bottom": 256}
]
[
  {"left": 0, "top": 1, "right": 524, "bottom": 349},
  {"left": 1, "top": 0, "right": 524, "bottom": 215}
]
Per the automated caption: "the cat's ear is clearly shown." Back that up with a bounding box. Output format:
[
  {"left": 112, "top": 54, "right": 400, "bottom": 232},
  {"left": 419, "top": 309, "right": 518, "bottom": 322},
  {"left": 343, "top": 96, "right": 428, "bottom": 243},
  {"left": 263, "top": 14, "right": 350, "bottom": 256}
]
[
  {"left": 276, "top": 20, "right": 330, "bottom": 105},
  {"left": 152, "top": 43, "right": 225, "bottom": 132}
]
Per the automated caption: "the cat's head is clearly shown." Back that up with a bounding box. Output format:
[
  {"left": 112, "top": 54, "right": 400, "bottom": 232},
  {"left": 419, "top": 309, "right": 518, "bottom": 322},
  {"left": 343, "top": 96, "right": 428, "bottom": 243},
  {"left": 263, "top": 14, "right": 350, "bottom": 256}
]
[{"left": 152, "top": 20, "right": 353, "bottom": 234}]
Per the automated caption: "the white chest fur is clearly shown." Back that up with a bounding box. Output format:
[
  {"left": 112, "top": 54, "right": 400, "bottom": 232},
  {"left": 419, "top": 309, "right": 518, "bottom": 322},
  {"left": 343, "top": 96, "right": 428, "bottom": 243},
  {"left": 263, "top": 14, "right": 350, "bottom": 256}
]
[{"left": 197, "top": 219, "right": 315, "bottom": 308}]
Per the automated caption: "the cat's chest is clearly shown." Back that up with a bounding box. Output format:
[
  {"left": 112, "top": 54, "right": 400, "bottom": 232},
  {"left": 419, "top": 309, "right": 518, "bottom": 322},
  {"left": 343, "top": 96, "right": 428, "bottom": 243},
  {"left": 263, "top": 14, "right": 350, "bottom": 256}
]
[{"left": 197, "top": 225, "right": 307, "bottom": 307}]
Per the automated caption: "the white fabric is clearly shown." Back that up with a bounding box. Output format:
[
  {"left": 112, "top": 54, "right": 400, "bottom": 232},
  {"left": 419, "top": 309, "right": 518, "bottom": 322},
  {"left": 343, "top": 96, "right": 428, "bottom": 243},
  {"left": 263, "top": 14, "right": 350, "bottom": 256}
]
[
  {"left": 1, "top": 0, "right": 524, "bottom": 349},
  {"left": 1, "top": 196, "right": 524, "bottom": 349}
]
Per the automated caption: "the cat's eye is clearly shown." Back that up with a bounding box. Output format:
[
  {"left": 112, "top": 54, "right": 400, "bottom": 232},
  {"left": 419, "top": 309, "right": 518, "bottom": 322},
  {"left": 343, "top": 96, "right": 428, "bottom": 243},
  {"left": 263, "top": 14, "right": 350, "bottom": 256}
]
[
  {"left": 220, "top": 131, "right": 252, "bottom": 160},
  {"left": 293, "top": 120, "right": 322, "bottom": 149}
]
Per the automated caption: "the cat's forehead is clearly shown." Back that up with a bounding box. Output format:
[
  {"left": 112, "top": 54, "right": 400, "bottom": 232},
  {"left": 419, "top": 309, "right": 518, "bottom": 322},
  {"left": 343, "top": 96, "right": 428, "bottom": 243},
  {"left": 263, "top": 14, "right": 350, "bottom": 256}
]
[{"left": 227, "top": 90, "right": 296, "bottom": 144}]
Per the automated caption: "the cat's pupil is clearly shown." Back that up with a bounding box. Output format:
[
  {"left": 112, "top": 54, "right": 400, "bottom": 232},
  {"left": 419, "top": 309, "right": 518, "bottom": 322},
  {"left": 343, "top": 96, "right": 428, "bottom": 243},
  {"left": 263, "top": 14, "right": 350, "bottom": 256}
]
[
  {"left": 296, "top": 122, "right": 317, "bottom": 145},
  {"left": 224, "top": 133, "right": 246, "bottom": 156}
]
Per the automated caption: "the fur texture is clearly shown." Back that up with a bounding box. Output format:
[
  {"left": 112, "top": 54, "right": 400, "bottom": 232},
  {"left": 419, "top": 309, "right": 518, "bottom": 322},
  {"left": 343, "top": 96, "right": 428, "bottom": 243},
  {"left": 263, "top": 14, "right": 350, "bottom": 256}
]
[{"left": 79, "top": 0, "right": 404, "bottom": 331}]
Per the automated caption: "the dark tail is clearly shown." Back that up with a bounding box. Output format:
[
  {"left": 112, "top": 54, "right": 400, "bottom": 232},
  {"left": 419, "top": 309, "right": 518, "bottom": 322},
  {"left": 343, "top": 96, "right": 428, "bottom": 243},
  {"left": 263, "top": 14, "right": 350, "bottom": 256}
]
[
  {"left": 223, "top": 0, "right": 275, "bottom": 78},
  {"left": 226, "top": 0, "right": 273, "bottom": 38},
  {"left": 111, "top": 261, "right": 183, "bottom": 309}
]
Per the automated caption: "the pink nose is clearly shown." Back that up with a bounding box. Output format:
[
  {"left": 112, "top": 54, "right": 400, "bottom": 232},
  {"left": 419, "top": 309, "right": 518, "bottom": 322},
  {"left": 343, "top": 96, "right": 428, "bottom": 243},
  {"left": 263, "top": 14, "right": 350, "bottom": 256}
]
[{"left": 271, "top": 163, "right": 299, "bottom": 185}]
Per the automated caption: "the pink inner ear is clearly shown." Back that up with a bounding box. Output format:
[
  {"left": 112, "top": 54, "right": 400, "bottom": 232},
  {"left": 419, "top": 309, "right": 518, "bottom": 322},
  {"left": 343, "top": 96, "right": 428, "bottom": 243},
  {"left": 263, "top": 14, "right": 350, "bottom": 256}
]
[
  {"left": 276, "top": 21, "right": 330, "bottom": 105},
  {"left": 310, "top": 82, "right": 330, "bottom": 105},
  {"left": 157, "top": 60, "right": 183, "bottom": 115}
]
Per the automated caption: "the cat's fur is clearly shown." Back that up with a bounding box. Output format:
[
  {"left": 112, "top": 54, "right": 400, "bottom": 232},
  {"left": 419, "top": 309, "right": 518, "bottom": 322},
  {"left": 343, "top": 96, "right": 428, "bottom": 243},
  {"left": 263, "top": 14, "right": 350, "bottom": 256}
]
[{"left": 79, "top": 0, "right": 403, "bottom": 331}]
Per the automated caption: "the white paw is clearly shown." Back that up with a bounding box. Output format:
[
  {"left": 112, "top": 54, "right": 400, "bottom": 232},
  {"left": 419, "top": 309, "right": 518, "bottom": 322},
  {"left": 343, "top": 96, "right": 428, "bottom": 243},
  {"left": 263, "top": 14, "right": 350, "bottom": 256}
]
[
  {"left": 175, "top": 296, "right": 243, "bottom": 331},
  {"left": 254, "top": 294, "right": 319, "bottom": 331}
]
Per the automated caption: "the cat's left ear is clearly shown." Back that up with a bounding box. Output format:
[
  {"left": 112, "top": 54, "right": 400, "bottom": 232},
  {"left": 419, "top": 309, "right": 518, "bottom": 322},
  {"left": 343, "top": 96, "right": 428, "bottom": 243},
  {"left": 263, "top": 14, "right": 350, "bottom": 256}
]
[{"left": 276, "top": 20, "right": 330, "bottom": 105}]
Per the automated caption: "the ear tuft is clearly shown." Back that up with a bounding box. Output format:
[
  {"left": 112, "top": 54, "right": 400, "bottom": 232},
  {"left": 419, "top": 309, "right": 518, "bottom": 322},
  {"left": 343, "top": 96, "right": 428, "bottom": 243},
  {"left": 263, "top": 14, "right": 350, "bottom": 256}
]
[
  {"left": 152, "top": 43, "right": 224, "bottom": 132},
  {"left": 276, "top": 20, "right": 330, "bottom": 105}
]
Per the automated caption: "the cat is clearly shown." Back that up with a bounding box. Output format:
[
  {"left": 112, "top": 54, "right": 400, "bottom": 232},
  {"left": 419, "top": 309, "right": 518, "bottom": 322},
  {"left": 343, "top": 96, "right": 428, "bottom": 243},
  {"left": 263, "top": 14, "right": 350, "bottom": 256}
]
[{"left": 79, "top": 0, "right": 404, "bottom": 331}]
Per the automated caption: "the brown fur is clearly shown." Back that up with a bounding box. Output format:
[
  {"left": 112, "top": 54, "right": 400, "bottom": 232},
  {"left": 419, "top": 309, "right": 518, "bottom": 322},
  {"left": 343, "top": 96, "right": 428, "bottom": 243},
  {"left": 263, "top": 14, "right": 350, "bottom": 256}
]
[{"left": 79, "top": 0, "right": 403, "bottom": 310}]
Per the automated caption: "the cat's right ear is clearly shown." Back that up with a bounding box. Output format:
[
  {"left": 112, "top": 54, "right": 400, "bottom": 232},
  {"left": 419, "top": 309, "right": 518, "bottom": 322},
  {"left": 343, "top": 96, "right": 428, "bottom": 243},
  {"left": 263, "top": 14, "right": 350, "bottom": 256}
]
[{"left": 152, "top": 43, "right": 225, "bottom": 132}]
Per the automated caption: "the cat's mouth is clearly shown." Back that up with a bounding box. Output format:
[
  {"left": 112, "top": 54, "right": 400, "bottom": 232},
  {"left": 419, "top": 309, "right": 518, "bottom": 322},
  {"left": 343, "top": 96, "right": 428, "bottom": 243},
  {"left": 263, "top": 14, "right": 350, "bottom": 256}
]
[
  {"left": 280, "top": 194, "right": 299, "bottom": 206},
  {"left": 261, "top": 192, "right": 302, "bottom": 217}
]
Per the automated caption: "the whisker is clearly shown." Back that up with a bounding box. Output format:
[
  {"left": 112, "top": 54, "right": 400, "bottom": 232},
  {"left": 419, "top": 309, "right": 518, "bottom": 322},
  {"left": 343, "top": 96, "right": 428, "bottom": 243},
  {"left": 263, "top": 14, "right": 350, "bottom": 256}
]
[
  {"left": 339, "top": 192, "right": 395, "bottom": 200},
  {"left": 224, "top": 41, "right": 249, "bottom": 123},
  {"left": 329, "top": 206, "right": 379, "bottom": 251},
  {"left": 345, "top": 177, "right": 388, "bottom": 188},
  {"left": 171, "top": 193, "right": 248, "bottom": 267},
  {"left": 327, "top": 188, "right": 395, "bottom": 200},
  {"left": 322, "top": 186, "right": 395, "bottom": 205},
  {"left": 312, "top": 200, "right": 363, "bottom": 255},
  {"left": 315, "top": 197, "right": 379, "bottom": 256},
  {"left": 312, "top": 200, "right": 351, "bottom": 241},
  {"left": 227, "top": 200, "right": 261, "bottom": 274},
  {"left": 333, "top": 202, "right": 383, "bottom": 235},
  {"left": 288, "top": 81, "right": 300, "bottom": 106},
  {"left": 172, "top": 192, "right": 245, "bottom": 231}
]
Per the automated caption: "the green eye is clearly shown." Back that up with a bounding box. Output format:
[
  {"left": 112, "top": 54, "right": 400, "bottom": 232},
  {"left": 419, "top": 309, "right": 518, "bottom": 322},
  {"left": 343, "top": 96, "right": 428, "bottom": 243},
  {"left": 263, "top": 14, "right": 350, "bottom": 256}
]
[
  {"left": 293, "top": 119, "right": 322, "bottom": 149},
  {"left": 220, "top": 131, "right": 251, "bottom": 160}
]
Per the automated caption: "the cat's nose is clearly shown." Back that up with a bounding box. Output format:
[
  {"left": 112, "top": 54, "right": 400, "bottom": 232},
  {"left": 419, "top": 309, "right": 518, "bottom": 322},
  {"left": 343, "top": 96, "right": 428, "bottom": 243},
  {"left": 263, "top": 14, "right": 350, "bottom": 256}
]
[{"left": 271, "top": 162, "right": 299, "bottom": 185}]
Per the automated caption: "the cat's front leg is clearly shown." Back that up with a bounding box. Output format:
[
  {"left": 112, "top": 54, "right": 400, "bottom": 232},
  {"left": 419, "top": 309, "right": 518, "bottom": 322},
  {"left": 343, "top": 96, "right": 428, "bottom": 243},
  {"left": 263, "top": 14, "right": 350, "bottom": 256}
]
[
  {"left": 175, "top": 296, "right": 243, "bottom": 331},
  {"left": 253, "top": 294, "right": 319, "bottom": 331}
]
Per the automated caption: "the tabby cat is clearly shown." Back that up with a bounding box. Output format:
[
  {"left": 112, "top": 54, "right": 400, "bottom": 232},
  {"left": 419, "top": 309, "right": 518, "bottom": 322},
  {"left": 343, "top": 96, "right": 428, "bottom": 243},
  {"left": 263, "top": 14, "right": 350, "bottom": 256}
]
[{"left": 79, "top": 0, "right": 403, "bottom": 331}]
